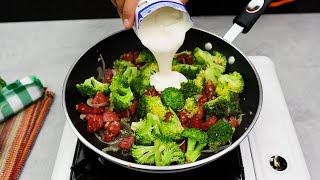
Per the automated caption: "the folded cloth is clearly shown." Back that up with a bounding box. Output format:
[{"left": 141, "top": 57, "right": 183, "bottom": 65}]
[
  {"left": 0, "top": 75, "right": 44, "bottom": 123},
  {"left": 0, "top": 88, "right": 55, "bottom": 180}
]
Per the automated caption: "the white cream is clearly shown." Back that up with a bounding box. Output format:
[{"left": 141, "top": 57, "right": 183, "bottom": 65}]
[{"left": 137, "top": 6, "right": 192, "bottom": 92}]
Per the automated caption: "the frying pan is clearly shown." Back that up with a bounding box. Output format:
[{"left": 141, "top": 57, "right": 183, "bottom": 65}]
[{"left": 63, "top": 0, "right": 272, "bottom": 173}]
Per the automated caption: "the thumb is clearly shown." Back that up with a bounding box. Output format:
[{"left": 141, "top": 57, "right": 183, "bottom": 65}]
[{"left": 122, "top": 0, "right": 139, "bottom": 29}]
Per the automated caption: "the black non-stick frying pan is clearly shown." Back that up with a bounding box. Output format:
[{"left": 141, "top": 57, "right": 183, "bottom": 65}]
[{"left": 63, "top": 0, "right": 272, "bottom": 173}]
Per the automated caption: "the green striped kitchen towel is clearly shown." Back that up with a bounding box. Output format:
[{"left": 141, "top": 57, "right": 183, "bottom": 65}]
[{"left": 0, "top": 75, "right": 44, "bottom": 123}]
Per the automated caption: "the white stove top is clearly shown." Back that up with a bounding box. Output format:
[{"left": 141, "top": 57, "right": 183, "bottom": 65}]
[{"left": 51, "top": 56, "right": 311, "bottom": 180}]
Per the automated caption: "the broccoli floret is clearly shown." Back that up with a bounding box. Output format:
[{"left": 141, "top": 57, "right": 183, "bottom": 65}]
[
  {"left": 193, "top": 47, "right": 227, "bottom": 73},
  {"left": 76, "top": 77, "right": 110, "bottom": 98},
  {"left": 203, "top": 96, "right": 229, "bottom": 118},
  {"left": 215, "top": 71, "right": 245, "bottom": 96},
  {"left": 123, "top": 66, "right": 138, "bottom": 84},
  {"left": 154, "top": 137, "right": 185, "bottom": 166},
  {"left": 133, "top": 113, "right": 161, "bottom": 145},
  {"left": 130, "top": 144, "right": 155, "bottom": 165},
  {"left": 113, "top": 60, "right": 134, "bottom": 74},
  {"left": 181, "top": 128, "right": 208, "bottom": 163},
  {"left": 212, "top": 51, "right": 227, "bottom": 72},
  {"left": 203, "top": 93, "right": 242, "bottom": 118},
  {"left": 172, "top": 64, "right": 201, "bottom": 79},
  {"left": 160, "top": 87, "right": 185, "bottom": 111},
  {"left": 130, "top": 75, "right": 153, "bottom": 98},
  {"left": 204, "top": 66, "right": 222, "bottom": 86},
  {"left": 160, "top": 108, "right": 184, "bottom": 141},
  {"left": 137, "top": 94, "right": 168, "bottom": 120},
  {"left": 135, "top": 49, "right": 155, "bottom": 64},
  {"left": 207, "top": 120, "right": 235, "bottom": 149},
  {"left": 140, "top": 62, "right": 159, "bottom": 77},
  {"left": 180, "top": 79, "right": 202, "bottom": 99},
  {"left": 109, "top": 74, "right": 134, "bottom": 111},
  {"left": 182, "top": 97, "right": 199, "bottom": 116}
]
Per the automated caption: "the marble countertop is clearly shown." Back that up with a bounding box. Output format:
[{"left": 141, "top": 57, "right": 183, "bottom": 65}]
[{"left": 0, "top": 13, "right": 319, "bottom": 180}]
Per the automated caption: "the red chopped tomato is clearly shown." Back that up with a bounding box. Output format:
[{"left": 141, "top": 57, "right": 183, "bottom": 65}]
[
  {"left": 205, "top": 80, "right": 216, "bottom": 98},
  {"left": 102, "top": 133, "right": 116, "bottom": 142},
  {"left": 195, "top": 105, "right": 205, "bottom": 119},
  {"left": 104, "top": 121, "right": 122, "bottom": 135},
  {"left": 118, "top": 136, "right": 135, "bottom": 151},
  {"left": 202, "top": 115, "right": 217, "bottom": 130},
  {"left": 118, "top": 109, "right": 130, "bottom": 118},
  {"left": 190, "top": 116, "right": 202, "bottom": 129},
  {"left": 86, "top": 114, "right": 104, "bottom": 133},
  {"left": 229, "top": 117, "right": 239, "bottom": 128},
  {"left": 164, "top": 112, "right": 172, "bottom": 122},
  {"left": 198, "top": 94, "right": 208, "bottom": 106},
  {"left": 90, "top": 107, "right": 105, "bottom": 114},
  {"left": 151, "top": 88, "right": 160, "bottom": 96},
  {"left": 120, "top": 51, "right": 134, "bottom": 62},
  {"left": 76, "top": 103, "right": 92, "bottom": 114},
  {"left": 128, "top": 99, "right": 138, "bottom": 115},
  {"left": 179, "top": 111, "right": 189, "bottom": 124},
  {"left": 92, "top": 92, "right": 109, "bottom": 106},
  {"left": 103, "top": 109, "right": 120, "bottom": 122},
  {"left": 104, "top": 68, "right": 113, "bottom": 84}
]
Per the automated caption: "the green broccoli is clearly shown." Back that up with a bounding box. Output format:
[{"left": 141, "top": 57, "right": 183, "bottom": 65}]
[
  {"left": 154, "top": 137, "right": 185, "bottom": 166},
  {"left": 130, "top": 75, "right": 153, "bottom": 98},
  {"left": 203, "top": 96, "right": 229, "bottom": 118},
  {"left": 113, "top": 59, "right": 134, "bottom": 74},
  {"left": 204, "top": 66, "right": 222, "bottom": 86},
  {"left": 207, "top": 120, "right": 235, "bottom": 149},
  {"left": 123, "top": 66, "right": 138, "bottom": 84},
  {"left": 109, "top": 74, "right": 134, "bottom": 111},
  {"left": 160, "top": 87, "right": 185, "bottom": 111},
  {"left": 181, "top": 128, "right": 208, "bottom": 163},
  {"left": 137, "top": 94, "right": 168, "bottom": 120},
  {"left": 133, "top": 113, "right": 161, "bottom": 145},
  {"left": 179, "top": 79, "right": 202, "bottom": 99},
  {"left": 215, "top": 71, "right": 245, "bottom": 96},
  {"left": 135, "top": 49, "right": 155, "bottom": 64},
  {"left": 182, "top": 97, "right": 199, "bottom": 116},
  {"left": 193, "top": 47, "right": 227, "bottom": 73},
  {"left": 140, "top": 62, "right": 159, "bottom": 77},
  {"left": 194, "top": 69, "right": 205, "bottom": 91},
  {"left": 130, "top": 144, "right": 155, "bottom": 165},
  {"left": 76, "top": 76, "right": 110, "bottom": 98},
  {"left": 172, "top": 64, "right": 201, "bottom": 79},
  {"left": 160, "top": 108, "right": 184, "bottom": 141},
  {"left": 203, "top": 92, "right": 242, "bottom": 118}
]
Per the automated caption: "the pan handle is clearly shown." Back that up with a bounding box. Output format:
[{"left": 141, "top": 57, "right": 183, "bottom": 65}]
[{"left": 223, "top": 0, "right": 274, "bottom": 43}]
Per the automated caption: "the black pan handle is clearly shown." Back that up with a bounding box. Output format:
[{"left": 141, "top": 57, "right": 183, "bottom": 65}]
[{"left": 233, "top": 0, "right": 274, "bottom": 33}]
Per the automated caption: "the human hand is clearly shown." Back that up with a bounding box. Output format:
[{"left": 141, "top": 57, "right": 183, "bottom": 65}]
[{"left": 111, "top": 0, "right": 189, "bottom": 29}]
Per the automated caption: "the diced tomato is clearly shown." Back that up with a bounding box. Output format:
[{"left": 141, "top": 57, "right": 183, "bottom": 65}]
[
  {"left": 151, "top": 88, "right": 160, "bottom": 96},
  {"left": 128, "top": 99, "right": 138, "bottom": 115},
  {"left": 103, "top": 109, "right": 120, "bottom": 122},
  {"left": 198, "top": 94, "right": 208, "bottom": 106},
  {"left": 202, "top": 115, "right": 217, "bottom": 130},
  {"left": 190, "top": 116, "right": 202, "bottom": 129},
  {"left": 177, "top": 54, "right": 193, "bottom": 65},
  {"left": 92, "top": 92, "right": 109, "bottom": 106},
  {"left": 120, "top": 51, "right": 134, "bottom": 62},
  {"left": 118, "top": 109, "right": 130, "bottom": 118},
  {"left": 104, "top": 68, "right": 113, "bottom": 84},
  {"left": 118, "top": 136, "right": 135, "bottom": 151},
  {"left": 229, "top": 117, "right": 239, "bottom": 128},
  {"left": 179, "top": 110, "right": 189, "bottom": 124},
  {"left": 133, "top": 51, "right": 140, "bottom": 65},
  {"left": 102, "top": 133, "right": 116, "bottom": 142},
  {"left": 104, "top": 121, "right": 122, "bottom": 135},
  {"left": 164, "top": 112, "right": 172, "bottom": 122},
  {"left": 90, "top": 107, "right": 105, "bottom": 114},
  {"left": 195, "top": 105, "right": 205, "bottom": 119},
  {"left": 86, "top": 114, "right": 104, "bottom": 133},
  {"left": 76, "top": 103, "right": 92, "bottom": 114}
]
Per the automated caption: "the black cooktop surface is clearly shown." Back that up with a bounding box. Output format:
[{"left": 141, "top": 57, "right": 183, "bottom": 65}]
[{"left": 70, "top": 140, "right": 245, "bottom": 180}]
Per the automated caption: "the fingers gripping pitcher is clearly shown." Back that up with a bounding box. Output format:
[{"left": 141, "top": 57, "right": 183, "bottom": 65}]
[{"left": 134, "top": 0, "right": 193, "bottom": 92}]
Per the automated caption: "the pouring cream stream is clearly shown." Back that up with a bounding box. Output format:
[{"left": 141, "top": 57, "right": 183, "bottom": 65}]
[{"left": 136, "top": 6, "right": 192, "bottom": 92}]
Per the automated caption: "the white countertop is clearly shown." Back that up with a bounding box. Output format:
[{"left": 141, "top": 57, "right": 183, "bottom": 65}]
[{"left": 0, "top": 13, "right": 319, "bottom": 180}]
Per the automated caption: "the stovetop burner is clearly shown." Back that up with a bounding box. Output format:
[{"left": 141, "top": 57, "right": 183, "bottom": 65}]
[{"left": 70, "top": 140, "right": 245, "bottom": 180}]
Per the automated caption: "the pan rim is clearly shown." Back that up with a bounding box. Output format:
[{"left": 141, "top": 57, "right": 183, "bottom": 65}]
[{"left": 62, "top": 26, "right": 263, "bottom": 172}]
